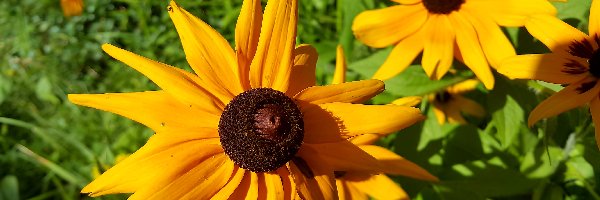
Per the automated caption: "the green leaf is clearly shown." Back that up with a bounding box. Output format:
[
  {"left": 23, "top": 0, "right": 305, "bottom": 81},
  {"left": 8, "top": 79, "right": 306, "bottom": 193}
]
[
  {"left": 0, "top": 175, "right": 19, "bottom": 200},
  {"left": 519, "top": 145, "right": 563, "bottom": 179},
  {"left": 35, "top": 77, "right": 59, "bottom": 105}
]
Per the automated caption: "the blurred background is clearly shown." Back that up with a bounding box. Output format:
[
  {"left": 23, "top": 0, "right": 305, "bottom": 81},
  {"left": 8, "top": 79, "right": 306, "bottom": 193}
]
[{"left": 1, "top": 0, "right": 599, "bottom": 199}]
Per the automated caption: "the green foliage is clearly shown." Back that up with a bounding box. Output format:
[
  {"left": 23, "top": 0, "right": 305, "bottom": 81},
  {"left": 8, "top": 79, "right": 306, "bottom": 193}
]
[{"left": 1, "top": 0, "right": 599, "bottom": 199}]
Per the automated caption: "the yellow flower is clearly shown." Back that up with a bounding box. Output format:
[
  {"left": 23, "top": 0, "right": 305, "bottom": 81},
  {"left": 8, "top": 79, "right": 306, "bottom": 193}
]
[
  {"left": 352, "top": 0, "right": 557, "bottom": 89},
  {"left": 69, "top": 0, "right": 424, "bottom": 199},
  {"left": 429, "top": 79, "right": 485, "bottom": 124},
  {"left": 332, "top": 45, "right": 437, "bottom": 200},
  {"left": 60, "top": 0, "right": 83, "bottom": 17},
  {"left": 498, "top": 1, "right": 600, "bottom": 149}
]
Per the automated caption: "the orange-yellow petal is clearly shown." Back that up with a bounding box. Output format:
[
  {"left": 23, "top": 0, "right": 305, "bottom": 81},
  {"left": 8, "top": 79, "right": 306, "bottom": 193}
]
[
  {"left": 132, "top": 154, "right": 234, "bottom": 200},
  {"left": 345, "top": 174, "right": 409, "bottom": 200},
  {"left": 454, "top": 95, "right": 486, "bottom": 118},
  {"left": 432, "top": 101, "right": 447, "bottom": 124},
  {"left": 391, "top": 96, "right": 423, "bottom": 107},
  {"left": 82, "top": 134, "right": 222, "bottom": 197},
  {"left": 446, "top": 79, "right": 479, "bottom": 94},
  {"left": 287, "top": 44, "right": 318, "bottom": 96},
  {"left": 68, "top": 91, "right": 219, "bottom": 134},
  {"left": 167, "top": 1, "right": 243, "bottom": 97},
  {"left": 276, "top": 167, "right": 297, "bottom": 200},
  {"left": 529, "top": 77, "right": 600, "bottom": 126},
  {"left": 372, "top": 27, "right": 426, "bottom": 80},
  {"left": 360, "top": 145, "right": 438, "bottom": 181},
  {"left": 319, "top": 103, "right": 424, "bottom": 137},
  {"left": 101, "top": 44, "right": 223, "bottom": 114},
  {"left": 249, "top": 0, "right": 297, "bottom": 91},
  {"left": 499, "top": 54, "right": 588, "bottom": 84},
  {"left": 212, "top": 166, "right": 247, "bottom": 199},
  {"left": 306, "top": 141, "right": 381, "bottom": 173},
  {"left": 229, "top": 171, "right": 260, "bottom": 199},
  {"left": 235, "top": 0, "right": 263, "bottom": 90},
  {"left": 291, "top": 149, "right": 337, "bottom": 200},
  {"left": 590, "top": 0, "right": 600, "bottom": 36},
  {"left": 352, "top": 4, "right": 428, "bottom": 48},
  {"left": 462, "top": 0, "right": 556, "bottom": 27},
  {"left": 449, "top": 12, "right": 495, "bottom": 89},
  {"left": 301, "top": 104, "right": 345, "bottom": 144},
  {"left": 525, "top": 15, "right": 587, "bottom": 53},
  {"left": 60, "top": 0, "right": 83, "bottom": 17},
  {"left": 264, "top": 172, "right": 285, "bottom": 199},
  {"left": 349, "top": 134, "right": 381, "bottom": 146},
  {"left": 421, "top": 15, "right": 455, "bottom": 80},
  {"left": 332, "top": 45, "right": 347, "bottom": 85},
  {"left": 294, "top": 80, "right": 384, "bottom": 104},
  {"left": 462, "top": 8, "right": 515, "bottom": 68},
  {"left": 590, "top": 97, "right": 600, "bottom": 150}
]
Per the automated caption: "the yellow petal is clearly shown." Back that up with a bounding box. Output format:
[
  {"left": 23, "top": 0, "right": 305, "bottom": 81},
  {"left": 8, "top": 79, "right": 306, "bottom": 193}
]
[
  {"left": 372, "top": 27, "right": 426, "bottom": 80},
  {"left": 319, "top": 103, "right": 424, "bottom": 137},
  {"left": 229, "top": 171, "right": 260, "bottom": 200},
  {"left": 446, "top": 104, "right": 468, "bottom": 124},
  {"left": 462, "top": 0, "right": 556, "bottom": 27},
  {"left": 286, "top": 44, "right": 318, "bottom": 96},
  {"left": 391, "top": 96, "right": 422, "bottom": 107},
  {"left": 332, "top": 45, "right": 347, "bottom": 85},
  {"left": 133, "top": 154, "right": 234, "bottom": 200},
  {"left": 525, "top": 15, "right": 587, "bottom": 53},
  {"left": 446, "top": 79, "right": 479, "bottom": 94},
  {"left": 499, "top": 54, "right": 588, "bottom": 84},
  {"left": 294, "top": 80, "right": 384, "bottom": 104},
  {"left": 68, "top": 91, "right": 219, "bottom": 133},
  {"left": 421, "top": 15, "right": 455, "bottom": 80},
  {"left": 529, "top": 77, "right": 600, "bottom": 126},
  {"left": 349, "top": 134, "right": 381, "bottom": 146},
  {"left": 590, "top": 0, "right": 600, "bottom": 36},
  {"left": 590, "top": 97, "right": 600, "bottom": 150},
  {"left": 276, "top": 167, "right": 297, "bottom": 200},
  {"left": 306, "top": 141, "right": 381, "bottom": 173},
  {"left": 60, "top": 0, "right": 83, "bottom": 17},
  {"left": 235, "top": 0, "right": 263, "bottom": 90},
  {"left": 345, "top": 174, "right": 409, "bottom": 200},
  {"left": 353, "top": 4, "right": 427, "bottom": 48},
  {"left": 432, "top": 101, "right": 447, "bottom": 124},
  {"left": 448, "top": 12, "right": 495, "bottom": 89},
  {"left": 101, "top": 44, "right": 223, "bottom": 114},
  {"left": 212, "top": 166, "right": 247, "bottom": 199},
  {"left": 167, "top": 1, "right": 243, "bottom": 96},
  {"left": 82, "top": 134, "right": 222, "bottom": 196},
  {"left": 291, "top": 149, "right": 337, "bottom": 200},
  {"left": 461, "top": 8, "right": 515, "bottom": 68},
  {"left": 257, "top": 173, "right": 268, "bottom": 199},
  {"left": 249, "top": 0, "right": 297, "bottom": 91},
  {"left": 301, "top": 104, "right": 345, "bottom": 144},
  {"left": 360, "top": 145, "right": 438, "bottom": 181},
  {"left": 264, "top": 172, "right": 285, "bottom": 199},
  {"left": 454, "top": 96, "right": 486, "bottom": 118}
]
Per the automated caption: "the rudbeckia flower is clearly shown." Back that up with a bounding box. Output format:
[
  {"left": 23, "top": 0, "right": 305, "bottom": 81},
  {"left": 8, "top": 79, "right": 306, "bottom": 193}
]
[
  {"left": 60, "top": 0, "right": 83, "bottom": 17},
  {"left": 498, "top": 1, "right": 600, "bottom": 149},
  {"left": 332, "top": 45, "right": 437, "bottom": 200},
  {"left": 69, "top": 0, "right": 424, "bottom": 199},
  {"left": 429, "top": 79, "right": 485, "bottom": 124},
  {"left": 352, "top": 0, "right": 557, "bottom": 89}
]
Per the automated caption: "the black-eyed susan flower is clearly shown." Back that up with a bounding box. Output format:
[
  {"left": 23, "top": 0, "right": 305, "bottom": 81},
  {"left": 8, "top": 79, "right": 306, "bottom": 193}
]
[
  {"left": 60, "top": 0, "right": 83, "bottom": 17},
  {"left": 70, "top": 0, "right": 425, "bottom": 199},
  {"left": 352, "top": 0, "right": 557, "bottom": 89},
  {"left": 498, "top": 0, "right": 600, "bottom": 149},
  {"left": 429, "top": 79, "right": 485, "bottom": 124},
  {"left": 331, "top": 45, "right": 437, "bottom": 200}
]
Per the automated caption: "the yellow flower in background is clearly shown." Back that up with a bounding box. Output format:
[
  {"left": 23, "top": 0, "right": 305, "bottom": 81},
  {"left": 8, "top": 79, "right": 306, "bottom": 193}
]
[
  {"left": 429, "top": 79, "right": 485, "bottom": 124},
  {"left": 69, "top": 0, "right": 424, "bottom": 199},
  {"left": 332, "top": 45, "right": 437, "bottom": 200},
  {"left": 60, "top": 0, "right": 83, "bottom": 17},
  {"left": 498, "top": 0, "right": 600, "bottom": 149},
  {"left": 352, "top": 0, "right": 557, "bottom": 89}
]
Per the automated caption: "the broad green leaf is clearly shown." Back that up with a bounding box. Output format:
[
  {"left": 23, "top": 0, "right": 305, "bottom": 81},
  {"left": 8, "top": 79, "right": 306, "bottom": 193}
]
[
  {"left": 519, "top": 145, "right": 563, "bottom": 179},
  {"left": 0, "top": 175, "right": 19, "bottom": 200}
]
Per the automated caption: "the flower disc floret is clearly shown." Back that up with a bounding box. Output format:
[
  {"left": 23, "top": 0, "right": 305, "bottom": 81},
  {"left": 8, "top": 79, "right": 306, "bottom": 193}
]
[
  {"left": 218, "top": 88, "right": 304, "bottom": 172},
  {"left": 422, "top": 0, "right": 465, "bottom": 14}
]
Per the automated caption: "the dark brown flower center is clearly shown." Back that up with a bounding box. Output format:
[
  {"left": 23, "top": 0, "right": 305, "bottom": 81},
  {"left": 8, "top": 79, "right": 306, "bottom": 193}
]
[
  {"left": 589, "top": 49, "right": 600, "bottom": 78},
  {"left": 434, "top": 91, "right": 452, "bottom": 103},
  {"left": 422, "top": 0, "right": 465, "bottom": 14},
  {"left": 218, "top": 88, "right": 304, "bottom": 172},
  {"left": 563, "top": 35, "right": 600, "bottom": 79}
]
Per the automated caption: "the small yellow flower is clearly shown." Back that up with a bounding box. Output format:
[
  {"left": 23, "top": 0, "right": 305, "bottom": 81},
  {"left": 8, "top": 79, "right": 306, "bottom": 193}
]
[
  {"left": 332, "top": 46, "right": 437, "bottom": 200},
  {"left": 70, "top": 0, "right": 424, "bottom": 199},
  {"left": 429, "top": 79, "right": 485, "bottom": 124},
  {"left": 498, "top": 0, "right": 600, "bottom": 149},
  {"left": 352, "top": 0, "right": 557, "bottom": 89},
  {"left": 60, "top": 0, "right": 83, "bottom": 17}
]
